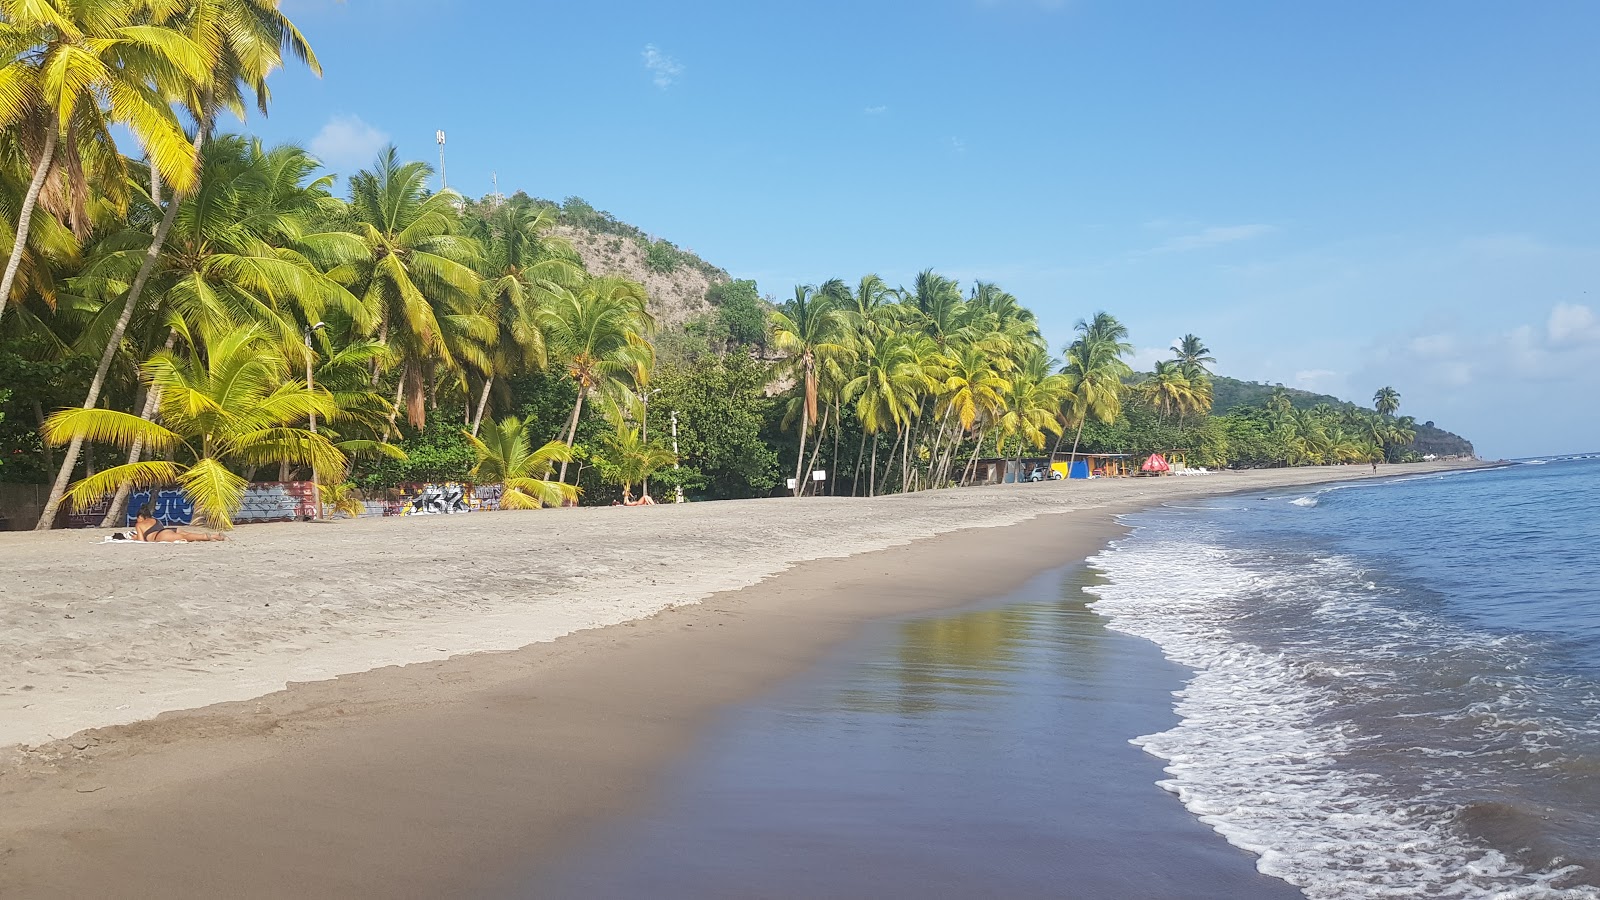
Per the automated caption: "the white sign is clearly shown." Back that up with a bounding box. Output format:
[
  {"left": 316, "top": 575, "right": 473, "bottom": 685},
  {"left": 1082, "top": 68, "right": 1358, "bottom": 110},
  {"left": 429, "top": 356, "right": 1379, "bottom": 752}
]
[
  {"left": 786, "top": 478, "right": 797, "bottom": 490},
  {"left": 811, "top": 469, "right": 827, "bottom": 481}
]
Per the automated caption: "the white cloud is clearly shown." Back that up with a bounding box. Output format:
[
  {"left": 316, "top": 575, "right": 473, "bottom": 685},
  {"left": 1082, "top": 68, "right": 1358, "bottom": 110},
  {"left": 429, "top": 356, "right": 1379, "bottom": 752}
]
[
  {"left": 642, "top": 44, "right": 683, "bottom": 89},
  {"left": 864, "top": 105, "right": 888, "bottom": 115},
  {"left": 308, "top": 115, "right": 388, "bottom": 173},
  {"left": 1547, "top": 303, "right": 1600, "bottom": 347},
  {"left": 949, "top": 136, "right": 967, "bottom": 154},
  {"left": 1155, "top": 224, "right": 1275, "bottom": 253}
]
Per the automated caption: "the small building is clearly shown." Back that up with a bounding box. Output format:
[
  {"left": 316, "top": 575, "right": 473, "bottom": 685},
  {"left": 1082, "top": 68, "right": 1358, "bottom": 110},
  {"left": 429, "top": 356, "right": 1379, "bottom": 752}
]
[{"left": 1062, "top": 453, "right": 1133, "bottom": 479}]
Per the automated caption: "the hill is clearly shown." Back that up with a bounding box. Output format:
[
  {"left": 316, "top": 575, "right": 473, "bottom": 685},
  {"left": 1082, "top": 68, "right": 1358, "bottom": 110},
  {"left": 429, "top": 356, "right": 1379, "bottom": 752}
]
[
  {"left": 514, "top": 194, "right": 732, "bottom": 330},
  {"left": 1211, "top": 376, "right": 1475, "bottom": 457}
]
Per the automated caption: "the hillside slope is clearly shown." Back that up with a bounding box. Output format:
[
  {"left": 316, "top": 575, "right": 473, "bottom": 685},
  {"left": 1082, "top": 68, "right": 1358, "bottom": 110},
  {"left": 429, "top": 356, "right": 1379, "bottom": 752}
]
[{"left": 1211, "top": 376, "right": 1475, "bottom": 457}]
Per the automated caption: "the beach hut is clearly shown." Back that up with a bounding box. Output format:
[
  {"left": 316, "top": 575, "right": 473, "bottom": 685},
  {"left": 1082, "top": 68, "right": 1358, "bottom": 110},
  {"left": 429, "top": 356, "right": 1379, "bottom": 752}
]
[
  {"left": 1140, "top": 453, "right": 1171, "bottom": 475},
  {"left": 1059, "top": 453, "right": 1132, "bottom": 479}
]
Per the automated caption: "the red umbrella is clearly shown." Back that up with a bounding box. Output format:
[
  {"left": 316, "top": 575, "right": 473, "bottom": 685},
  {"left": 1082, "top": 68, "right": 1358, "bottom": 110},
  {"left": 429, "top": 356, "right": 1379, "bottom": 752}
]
[{"left": 1141, "top": 453, "right": 1170, "bottom": 473}]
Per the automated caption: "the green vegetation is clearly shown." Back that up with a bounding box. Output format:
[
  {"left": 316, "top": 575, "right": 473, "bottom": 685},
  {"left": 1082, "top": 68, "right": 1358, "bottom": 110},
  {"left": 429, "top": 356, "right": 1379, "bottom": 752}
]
[{"left": 0, "top": 0, "right": 1472, "bottom": 529}]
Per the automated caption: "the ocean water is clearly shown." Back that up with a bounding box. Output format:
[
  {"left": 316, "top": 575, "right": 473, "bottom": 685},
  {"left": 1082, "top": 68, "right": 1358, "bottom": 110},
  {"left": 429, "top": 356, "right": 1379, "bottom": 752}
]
[{"left": 1089, "top": 456, "right": 1600, "bottom": 899}]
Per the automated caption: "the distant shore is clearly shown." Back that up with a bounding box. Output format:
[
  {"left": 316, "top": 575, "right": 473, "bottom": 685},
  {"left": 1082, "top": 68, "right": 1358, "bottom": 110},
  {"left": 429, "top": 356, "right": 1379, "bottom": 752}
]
[{"left": 0, "top": 461, "right": 1491, "bottom": 896}]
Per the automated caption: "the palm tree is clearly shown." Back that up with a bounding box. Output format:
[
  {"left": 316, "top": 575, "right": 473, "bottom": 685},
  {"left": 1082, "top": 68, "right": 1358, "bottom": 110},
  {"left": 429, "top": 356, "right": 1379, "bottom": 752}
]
[
  {"left": 35, "top": 0, "right": 322, "bottom": 529},
  {"left": 998, "top": 345, "right": 1069, "bottom": 476},
  {"left": 0, "top": 0, "right": 207, "bottom": 325},
  {"left": 1373, "top": 385, "right": 1401, "bottom": 417},
  {"left": 1057, "top": 312, "right": 1132, "bottom": 469},
  {"left": 770, "top": 284, "right": 848, "bottom": 496},
  {"left": 462, "top": 415, "right": 577, "bottom": 509},
  {"left": 545, "top": 275, "right": 654, "bottom": 483},
  {"left": 467, "top": 199, "right": 582, "bottom": 434},
  {"left": 595, "top": 422, "right": 676, "bottom": 502},
  {"left": 939, "top": 342, "right": 1011, "bottom": 485},
  {"left": 1170, "top": 334, "right": 1215, "bottom": 380},
  {"left": 40, "top": 324, "right": 343, "bottom": 529},
  {"left": 844, "top": 332, "right": 922, "bottom": 496},
  {"left": 337, "top": 146, "right": 485, "bottom": 429}
]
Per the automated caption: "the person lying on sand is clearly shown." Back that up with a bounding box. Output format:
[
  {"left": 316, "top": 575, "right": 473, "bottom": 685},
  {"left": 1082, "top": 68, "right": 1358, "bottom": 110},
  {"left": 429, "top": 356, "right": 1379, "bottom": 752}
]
[
  {"left": 619, "top": 491, "right": 656, "bottom": 507},
  {"left": 121, "top": 504, "right": 227, "bottom": 542}
]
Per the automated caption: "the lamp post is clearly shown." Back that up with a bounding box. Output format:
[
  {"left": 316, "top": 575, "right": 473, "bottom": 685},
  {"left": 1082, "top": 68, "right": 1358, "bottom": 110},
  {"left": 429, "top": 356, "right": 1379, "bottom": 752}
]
[
  {"left": 304, "top": 321, "right": 327, "bottom": 518},
  {"left": 639, "top": 387, "right": 661, "bottom": 498},
  {"left": 670, "top": 409, "right": 684, "bottom": 504}
]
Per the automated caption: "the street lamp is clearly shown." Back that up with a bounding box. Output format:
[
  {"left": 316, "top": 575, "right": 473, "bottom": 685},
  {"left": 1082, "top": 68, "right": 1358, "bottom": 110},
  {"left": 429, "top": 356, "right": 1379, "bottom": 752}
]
[
  {"left": 304, "top": 322, "right": 327, "bottom": 518},
  {"left": 670, "top": 409, "right": 684, "bottom": 504},
  {"left": 640, "top": 387, "right": 661, "bottom": 499}
]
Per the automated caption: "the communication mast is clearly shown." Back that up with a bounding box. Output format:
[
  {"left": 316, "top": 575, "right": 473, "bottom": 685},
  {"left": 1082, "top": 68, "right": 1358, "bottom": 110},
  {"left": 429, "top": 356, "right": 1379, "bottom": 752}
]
[{"left": 436, "top": 130, "right": 447, "bottom": 191}]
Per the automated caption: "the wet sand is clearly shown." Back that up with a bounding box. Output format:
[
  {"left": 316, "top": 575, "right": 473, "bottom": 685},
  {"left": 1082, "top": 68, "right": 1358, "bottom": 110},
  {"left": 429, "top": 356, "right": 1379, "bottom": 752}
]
[{"left": 535, "top": 565, "right": 1303, "bottom": 899}]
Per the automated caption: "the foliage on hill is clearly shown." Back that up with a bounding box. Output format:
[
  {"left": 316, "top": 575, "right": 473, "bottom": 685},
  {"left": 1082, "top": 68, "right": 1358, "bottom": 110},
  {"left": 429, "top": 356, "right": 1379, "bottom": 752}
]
[{"left": 1208, "top": 376, "right": 1474, "bottom": 457}]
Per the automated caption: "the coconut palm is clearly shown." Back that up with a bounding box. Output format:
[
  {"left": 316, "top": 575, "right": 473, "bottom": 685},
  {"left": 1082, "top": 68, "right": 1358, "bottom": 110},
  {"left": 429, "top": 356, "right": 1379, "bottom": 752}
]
[
  {"left": 35, "top": 0, "right": 322, "bottom": 529},
  {"left": 0, "top": 0, "right": 208, "bottom": 325},
  {"left": 1170, "top": 333, "right": 1215, "bottom": 380},
  {"left": 40, "top": 324, "right": 343, "bottom": 529},
  {"left": 595, "top": 421, "right": 676, "bottom": 502},
  {"left": 545, "top": 274, "right": 654, "bottom": 482},
  {"left": 466, "top": 198, "right": 581, "bottom": 434},
  {"left": 1143, "top": 360, "right": 1198, "bottom": 422},
  {"left": 462, "top": 415, "right": 577, "bottom": 509},
  {"left": 770, "top": 284, "right": 849, "bottom": 496},
  {"left": 1057, "top": 313, "right": 1132, "bottom": 468},
  {"left": 1373, "top": 385, "right": 1401, "bottom": 417},
  {"left": 998, "top": 345, "right": 1069, "bottom": 475},
  {"left": 336, "top": 146, "right": 485, "bottom": 428},
  {"left": 844, "top": 331, "right": 923, "bottom": 496}
]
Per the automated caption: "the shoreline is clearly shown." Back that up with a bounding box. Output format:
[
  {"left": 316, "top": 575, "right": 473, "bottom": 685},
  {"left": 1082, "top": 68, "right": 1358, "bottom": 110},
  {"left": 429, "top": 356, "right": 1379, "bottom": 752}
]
[
  {"left": 0, "top": 460, "right": 1491, "bottom": 753},
  {"left": 0, "top": 462, "right": 1492, "bottom": 895}
]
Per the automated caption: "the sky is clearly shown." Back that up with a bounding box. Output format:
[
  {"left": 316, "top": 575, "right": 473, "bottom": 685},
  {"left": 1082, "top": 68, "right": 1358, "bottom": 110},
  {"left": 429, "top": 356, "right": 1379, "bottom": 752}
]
[{"left": 248, "top": 0, "right": 1600, "bottom": 458}]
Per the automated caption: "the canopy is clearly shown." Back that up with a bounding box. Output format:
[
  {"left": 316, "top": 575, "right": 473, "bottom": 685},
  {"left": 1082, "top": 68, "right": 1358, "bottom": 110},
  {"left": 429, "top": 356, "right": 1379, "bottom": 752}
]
[{"left": 1141, "top": 453, "right": 1171, "bottom": 473}]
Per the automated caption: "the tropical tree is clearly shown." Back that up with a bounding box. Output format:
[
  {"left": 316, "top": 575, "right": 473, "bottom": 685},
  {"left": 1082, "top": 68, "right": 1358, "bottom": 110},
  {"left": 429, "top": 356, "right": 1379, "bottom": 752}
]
[
  {"left": 40, "top": 324, "right": 342, "bottom": 529},
  {"left": 594, "top": 421, "right": 676, "bottom": 501},
  {"left": 466, "top": 198, "right": 582, "bottom": 434},
  {"left": 1058, "top": 312, "right": 1131, "bottom": 468},
  {"left": 1170, "top": 333, "right": 1215, "bottom": 380},
  {"left": 545, "top": 274, "right": 654, "bottom": 482},
  {"left": 0, "top": 0, "right": 208, "bottom": 325},
  {"left": 1373, "top": 385, "right": 1401, "bottom": 417},
  {"left": 462, "top": 415, "right": 576, "bottom": 509},
  {"left": 34, "top": 0, "right": 322, "bottom": 529},
  {"left": 336, "top": 146, "right": 485, "bottom": 429},
  {"left": 770, "top": 284, "right": 848, "bottom": 496}
]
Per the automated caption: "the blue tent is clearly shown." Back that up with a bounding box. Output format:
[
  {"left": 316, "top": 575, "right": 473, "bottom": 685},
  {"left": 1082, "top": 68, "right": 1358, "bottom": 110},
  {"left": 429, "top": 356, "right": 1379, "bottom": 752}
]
[{"left": 1069, "top": 460, "right": 1090, "bottom": 479}]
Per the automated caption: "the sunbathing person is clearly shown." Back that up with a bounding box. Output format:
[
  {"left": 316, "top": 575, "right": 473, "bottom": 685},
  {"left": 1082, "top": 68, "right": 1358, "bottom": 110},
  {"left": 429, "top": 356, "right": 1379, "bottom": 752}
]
[{"left": 130, "top": 504, "right": 227, "bottom": 542}]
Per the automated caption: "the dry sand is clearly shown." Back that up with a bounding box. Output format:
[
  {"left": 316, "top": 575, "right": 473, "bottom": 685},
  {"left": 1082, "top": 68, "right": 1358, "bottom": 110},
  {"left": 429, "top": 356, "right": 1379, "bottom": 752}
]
[{"left": 0, "top": 463, "right": 1487, "bottom": 896}]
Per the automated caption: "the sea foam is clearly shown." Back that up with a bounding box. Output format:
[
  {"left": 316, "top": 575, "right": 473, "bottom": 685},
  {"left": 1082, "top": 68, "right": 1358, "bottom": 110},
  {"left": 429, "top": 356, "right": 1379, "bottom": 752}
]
[{"left": 1085, "top": 532, "right": 1600, "bottom": 900}]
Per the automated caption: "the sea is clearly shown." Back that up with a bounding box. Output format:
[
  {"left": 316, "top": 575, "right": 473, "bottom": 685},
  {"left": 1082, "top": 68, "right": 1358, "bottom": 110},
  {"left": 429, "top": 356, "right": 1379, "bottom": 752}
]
[{"left": 1091, "top": 455, "right": 1600, "bottom": 898}]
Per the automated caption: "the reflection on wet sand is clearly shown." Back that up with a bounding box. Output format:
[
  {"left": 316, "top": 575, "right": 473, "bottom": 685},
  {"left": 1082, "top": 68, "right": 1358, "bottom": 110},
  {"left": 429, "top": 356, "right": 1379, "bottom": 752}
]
[{"left": 530, "top": 565, "right": 1302, "bottom": 900}]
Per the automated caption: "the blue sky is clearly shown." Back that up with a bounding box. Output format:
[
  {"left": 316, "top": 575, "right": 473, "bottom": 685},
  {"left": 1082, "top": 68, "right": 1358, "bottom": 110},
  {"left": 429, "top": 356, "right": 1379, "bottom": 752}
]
[{"left": 253, "top": 0, "right": 1598, "bottom": 458}]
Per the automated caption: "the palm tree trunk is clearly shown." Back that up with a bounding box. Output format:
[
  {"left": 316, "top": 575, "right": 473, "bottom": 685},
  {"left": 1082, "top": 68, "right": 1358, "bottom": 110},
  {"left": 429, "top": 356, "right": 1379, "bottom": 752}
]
[
  {"left": 851, "top": 427, "right": 868, "bottom": 497},
  {"left": 868, "top": 432, "right": 880, "bottom": 497},
  {"left": 801, "top": 405, "right": 830, "bottom": 497},
  {"left": 556, "top": 390, "right": 586, "bottom": 483},
  {"left": 929, "top": 407, "right": 952, "bottom": 488},
  {"left": 1067, "top": 418, "right": 1087, "bottom": 477},
  {"left": 0, "top": 127, "right": 58, "bottom": 326},
  {"left": 99, "top": 329, "right": 180, "bottom": 527},
  {"left": 36, "top": 130, "right": 203, "bottom": 530},
  {"left": 963, "top": 428, "right": 986, "bottom": 485},
  {"left": 829, "top": 401, "right": 841, "bottom": 496},
  {"left": 471, "top": 375, "right": 493, "bottom": 437},
  {"left": 791, "top": 403, "right": 810, "bottom": 498}
]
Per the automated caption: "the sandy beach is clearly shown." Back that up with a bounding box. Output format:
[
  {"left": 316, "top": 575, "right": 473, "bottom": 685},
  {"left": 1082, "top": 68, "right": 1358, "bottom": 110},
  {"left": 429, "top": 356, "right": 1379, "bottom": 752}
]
[{"left": 0, "top": 463, "right": 1486, "bottom": 896}]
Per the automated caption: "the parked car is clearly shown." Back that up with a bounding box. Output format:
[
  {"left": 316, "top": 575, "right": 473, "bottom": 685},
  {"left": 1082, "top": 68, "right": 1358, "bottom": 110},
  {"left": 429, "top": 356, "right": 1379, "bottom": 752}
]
[{"left": 1026, "top": 467, "right": 1063, "bottom": 482}]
